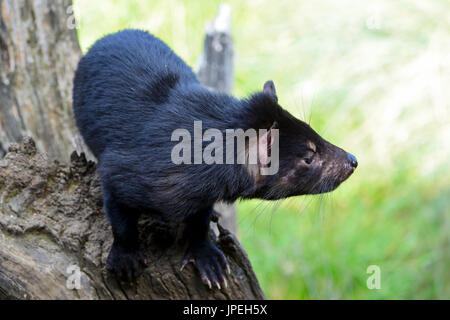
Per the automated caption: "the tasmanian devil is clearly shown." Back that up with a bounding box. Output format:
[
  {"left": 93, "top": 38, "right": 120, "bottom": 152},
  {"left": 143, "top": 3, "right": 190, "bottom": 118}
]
[{"left": 73, "top": 29, "right": 357, "bottom": 288}]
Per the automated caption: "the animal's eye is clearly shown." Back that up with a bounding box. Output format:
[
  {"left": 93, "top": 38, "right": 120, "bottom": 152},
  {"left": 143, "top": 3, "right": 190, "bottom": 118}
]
[
  {"left": 298, "top": 149, "right": 315, "bottom": 166},
  {"left": 303, "top": 156, "right": 313, "bottom": 165}
]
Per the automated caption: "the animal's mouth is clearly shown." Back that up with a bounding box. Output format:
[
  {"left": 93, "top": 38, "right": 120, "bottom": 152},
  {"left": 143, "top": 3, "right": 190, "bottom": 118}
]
[
  {"left": 310, "top": 165, "right": 356, "bottom": 195},
  {"left": 343, "top": 164, "right": 356, "bottom": 180}
]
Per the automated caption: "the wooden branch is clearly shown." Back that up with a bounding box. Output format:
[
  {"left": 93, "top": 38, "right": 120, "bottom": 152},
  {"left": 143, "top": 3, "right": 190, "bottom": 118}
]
[{"left": 197, "top": 3, "right": 234, "bottom": 93}]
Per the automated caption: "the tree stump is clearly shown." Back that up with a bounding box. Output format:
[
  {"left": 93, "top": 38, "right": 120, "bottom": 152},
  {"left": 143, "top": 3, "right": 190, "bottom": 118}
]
[
  {"left": 0, "top": 137, "right": 265, "bottom": 299},
  {"left": 0, "top": 0, "right": 81, "bottom": 160}
]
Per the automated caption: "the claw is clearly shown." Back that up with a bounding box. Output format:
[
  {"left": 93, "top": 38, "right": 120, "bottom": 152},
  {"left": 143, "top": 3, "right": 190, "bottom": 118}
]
[
  {"left": 180, "top": 258, "right": 194, "bottom": 272},
  {"left": 202, "top": 276, "right": 212, "bottom": 290},
  {"left": 140, "top": 255, "right": 149, "bottom": 266},
  {"left": 227, "top": 264, "right": 231, "bottom": 275},
  {"left": 181, "top": 242, "right": 230, "bottom": 290},
  {"left": 218, "top": 272, "right": 228, "bottom": 288},
  {"left": 210, "top": 210, "right": 221, "bottom": 223}
]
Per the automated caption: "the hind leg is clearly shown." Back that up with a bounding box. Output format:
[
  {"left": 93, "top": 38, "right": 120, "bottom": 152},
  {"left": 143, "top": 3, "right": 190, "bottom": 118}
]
[
  {"left": 181, "top": 206, "right": 230, "bottom": 289},
  {"left": 103, "top": 191, "right": 147, "bottom": 280}
]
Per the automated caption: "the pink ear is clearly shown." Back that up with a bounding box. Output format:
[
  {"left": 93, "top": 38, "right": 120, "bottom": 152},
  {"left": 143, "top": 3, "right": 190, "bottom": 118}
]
[{"left": 258, "top": 121, "right": 278, "bottom": 166}]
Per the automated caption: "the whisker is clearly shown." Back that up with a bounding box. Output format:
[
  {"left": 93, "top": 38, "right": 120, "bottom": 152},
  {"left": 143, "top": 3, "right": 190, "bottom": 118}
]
[
  {"left": 236, "top": 199, "right": 268, "bottom": 234},
  {"left": 269, "top": 199, "right": 283, "bottom": 234}
]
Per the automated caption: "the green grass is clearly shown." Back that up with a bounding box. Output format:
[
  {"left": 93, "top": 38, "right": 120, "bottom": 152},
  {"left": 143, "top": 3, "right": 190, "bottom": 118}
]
[{"left": 75, "top": 0, "right": 450, "bottom": 299}]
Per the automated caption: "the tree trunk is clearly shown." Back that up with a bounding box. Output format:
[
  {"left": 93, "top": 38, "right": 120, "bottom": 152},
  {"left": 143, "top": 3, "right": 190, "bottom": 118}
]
[
  {"left": 0, "top": 137, "right": 265, "bottom": 299},
  {"left": 0, "top": 1, "right": 265, "bottom": 300},
  {"left": 0, "top": 0, "right": 81, "bottom": 161}
]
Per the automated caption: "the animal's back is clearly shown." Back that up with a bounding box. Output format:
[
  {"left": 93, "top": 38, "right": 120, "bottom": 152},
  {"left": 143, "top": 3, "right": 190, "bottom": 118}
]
[{"left": 72, "top": 29, "right": 198, "bottom": 158}]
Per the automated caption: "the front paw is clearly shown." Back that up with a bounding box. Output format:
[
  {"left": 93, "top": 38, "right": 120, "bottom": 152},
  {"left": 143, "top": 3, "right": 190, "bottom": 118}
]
[
  {"left": 106, "top": 242, "right": 148, "bottom": 281},
  {"left": 181, "top": 241, "right": 230, "bottom": 290}
]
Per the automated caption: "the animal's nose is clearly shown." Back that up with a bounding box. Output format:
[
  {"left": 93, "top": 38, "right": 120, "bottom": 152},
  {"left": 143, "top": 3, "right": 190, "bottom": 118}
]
[{"left": 347, "top": 153, "right": 358, "bottom": 168}]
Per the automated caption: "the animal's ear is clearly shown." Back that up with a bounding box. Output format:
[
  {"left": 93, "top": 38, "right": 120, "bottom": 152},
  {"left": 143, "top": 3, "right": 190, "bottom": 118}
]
[
  {"left": 258, "top": 121, "right": 279, "bottom": 167},
  {"left": 263, "top": 80, "right": 278, "bottom": 102}
]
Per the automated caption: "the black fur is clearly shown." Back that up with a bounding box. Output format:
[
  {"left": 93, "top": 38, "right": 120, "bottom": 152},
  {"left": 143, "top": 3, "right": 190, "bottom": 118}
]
[{"left": 73, "top": 29, "right": 357, "bottom": 284}]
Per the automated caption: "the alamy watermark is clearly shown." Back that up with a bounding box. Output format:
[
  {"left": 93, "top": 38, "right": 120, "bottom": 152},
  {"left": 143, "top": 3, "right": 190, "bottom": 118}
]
[
  {"left": 66, "top": 5, "right": 79, "bottom": 30},
  {"left": 66, "top": 264, "right": 81, "bottom": 290},
  {"left": 171, "top": 121, "right": 279, "bottom": 175},
  {"left": 366, "top": 265, "right": 381, "bottom": 290}
]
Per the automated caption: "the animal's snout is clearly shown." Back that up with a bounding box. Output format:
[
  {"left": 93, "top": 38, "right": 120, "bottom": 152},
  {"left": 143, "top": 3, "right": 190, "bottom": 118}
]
[{"left": 347, "top": 153, "right": 358, "bottom": 168}]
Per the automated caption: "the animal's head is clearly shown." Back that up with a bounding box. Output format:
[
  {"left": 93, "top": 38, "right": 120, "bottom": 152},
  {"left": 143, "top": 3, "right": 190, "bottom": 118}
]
[{"left": 245, "top": 81, "right": 357, "bottom": 200}]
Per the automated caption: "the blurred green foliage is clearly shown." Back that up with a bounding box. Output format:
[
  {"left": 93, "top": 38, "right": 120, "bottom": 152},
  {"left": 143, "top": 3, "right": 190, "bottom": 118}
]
[{"left": 75, "top": 0, "right": 450, "bottom": 299}]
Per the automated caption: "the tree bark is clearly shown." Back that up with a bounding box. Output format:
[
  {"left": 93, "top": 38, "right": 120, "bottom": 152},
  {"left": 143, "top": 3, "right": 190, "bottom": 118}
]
[
  {"left": 0, "top": 0, "right": 81, "bottom": 160},
  {"left": 0, "top": 137, "right": 265, "bottom": 299}
]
